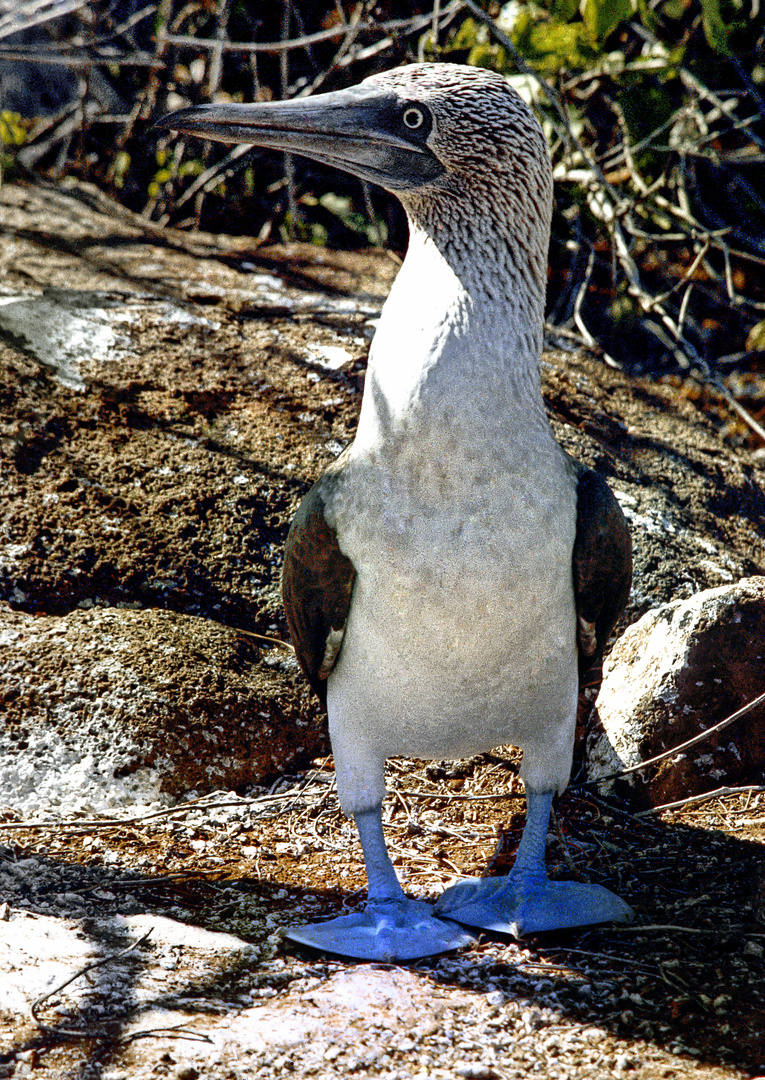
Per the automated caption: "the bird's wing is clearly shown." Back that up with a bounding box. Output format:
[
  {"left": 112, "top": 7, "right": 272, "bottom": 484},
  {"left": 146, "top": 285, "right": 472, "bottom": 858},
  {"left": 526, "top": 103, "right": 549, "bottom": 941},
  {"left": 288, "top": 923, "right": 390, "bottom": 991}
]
[
  {"left": 572, "top": 466, "right": 632, "bottom": 678},
  {"left": 282, "top": 475, "right": 356, "bottom": 709}
]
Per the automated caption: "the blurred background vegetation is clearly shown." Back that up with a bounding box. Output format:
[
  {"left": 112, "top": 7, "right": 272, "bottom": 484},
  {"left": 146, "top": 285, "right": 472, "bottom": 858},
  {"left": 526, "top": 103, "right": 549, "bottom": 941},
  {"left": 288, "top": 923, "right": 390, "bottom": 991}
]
[{"left": 1, "top": 0, "right": 764, "bottom": 447}]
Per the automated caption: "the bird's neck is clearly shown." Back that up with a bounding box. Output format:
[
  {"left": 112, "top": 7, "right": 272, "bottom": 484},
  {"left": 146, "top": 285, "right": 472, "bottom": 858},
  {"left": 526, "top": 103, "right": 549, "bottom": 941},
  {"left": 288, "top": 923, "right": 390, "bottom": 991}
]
[{"left": 354, "top": 213, "right": 549, "bottom": 453}]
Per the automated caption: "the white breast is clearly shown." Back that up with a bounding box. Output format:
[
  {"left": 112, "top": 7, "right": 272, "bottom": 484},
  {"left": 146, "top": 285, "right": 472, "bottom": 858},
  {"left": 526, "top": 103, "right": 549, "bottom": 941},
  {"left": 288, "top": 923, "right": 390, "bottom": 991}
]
[{"left": 325, "top": 406, "right": 580, "bottom": 814}]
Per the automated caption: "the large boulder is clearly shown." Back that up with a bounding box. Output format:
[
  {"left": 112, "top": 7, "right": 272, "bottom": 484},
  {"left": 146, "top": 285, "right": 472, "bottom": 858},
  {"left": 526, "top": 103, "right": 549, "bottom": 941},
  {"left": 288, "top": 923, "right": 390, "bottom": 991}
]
[
  {"left": 0, "top": 604, "right": 323, "bottom": 815},
  {"left": 586, "top": 577, "right": 765, "bottom": 806}
]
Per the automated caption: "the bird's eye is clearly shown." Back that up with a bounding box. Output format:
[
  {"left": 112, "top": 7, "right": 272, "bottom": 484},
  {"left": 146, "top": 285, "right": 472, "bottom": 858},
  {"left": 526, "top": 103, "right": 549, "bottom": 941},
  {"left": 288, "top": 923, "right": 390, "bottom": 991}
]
[{"left": 402, "top": 106, "right": 426, "bottom": 130}]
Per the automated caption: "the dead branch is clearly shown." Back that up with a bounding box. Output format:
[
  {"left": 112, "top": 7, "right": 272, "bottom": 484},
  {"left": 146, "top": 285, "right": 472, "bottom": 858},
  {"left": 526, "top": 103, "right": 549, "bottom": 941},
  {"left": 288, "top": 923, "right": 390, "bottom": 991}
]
[
  {"left": 160, "top": 6, "right": 464, "bottom": 55},
  {"left": 0, "top": 0, "right": 87, "bottom": 41},
  {"left": 637, "top": 785, "right": 765, "bottom": 818}
]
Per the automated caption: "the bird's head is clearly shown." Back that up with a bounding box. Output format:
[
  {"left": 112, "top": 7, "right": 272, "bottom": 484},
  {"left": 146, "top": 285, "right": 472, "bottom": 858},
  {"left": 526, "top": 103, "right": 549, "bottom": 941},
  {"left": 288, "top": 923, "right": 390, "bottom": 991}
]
[{"left": 156, "top": 63, "right": 552, "bottom": 255}]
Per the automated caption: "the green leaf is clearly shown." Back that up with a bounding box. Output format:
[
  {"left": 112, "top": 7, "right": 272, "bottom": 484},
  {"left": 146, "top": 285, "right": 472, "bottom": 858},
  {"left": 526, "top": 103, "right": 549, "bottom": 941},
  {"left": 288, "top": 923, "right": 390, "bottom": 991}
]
[
  {"left": 700, "top": 0, "right": 732, "bottom": 53},
  {"left": 582, "top": 0, "right": 634, "bottom": 42},
  {"left": 746, "top": 319, "right": 765, "bottom": 351},
  {"left": 467, "top": 41, "right": 506, "bottom": 69},
  {"left": 178, "top": 159, "right": 203, "bottom": 179},
  {"left": 635, "top": 0, "right": 659, "bottom": 33},
  {"left": 113, "top": 150, "right": 130, "bottom": 189},
  {"left": 618, "top": 81, "right": 677, "bottom": 144},
  {"left": 448, "top": 16, "right": 481, "bottom": 51},
  {"left": 550, "top": 0, "right": 580, "bottom": 20},
  {"left": 522, "top": 18, "right": 599, "bottom": 70},
  {"left": 0, "top": 110, "right": 27, "bottom": 147}
]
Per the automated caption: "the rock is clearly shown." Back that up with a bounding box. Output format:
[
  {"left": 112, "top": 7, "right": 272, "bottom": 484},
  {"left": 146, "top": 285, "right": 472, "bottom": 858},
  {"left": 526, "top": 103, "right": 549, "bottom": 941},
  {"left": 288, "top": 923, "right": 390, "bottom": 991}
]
[
  {"left": 542, "top": 359, "right": 765, "bottom": 617},
  {"left": 586, "top": 577, "right": 765, "bottom": 806},
  {"left": 0, "top": 604, "right": 325, "bottom": 814}
]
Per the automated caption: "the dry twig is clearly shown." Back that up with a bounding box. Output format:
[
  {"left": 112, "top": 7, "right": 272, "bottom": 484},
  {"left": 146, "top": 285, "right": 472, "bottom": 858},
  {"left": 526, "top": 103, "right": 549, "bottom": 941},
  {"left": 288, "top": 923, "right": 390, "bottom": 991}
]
[
  {"left": 30, "top": 928, "right": 153, "bottom": 1039},
  {"left": 636, "top": 785, "right": 765, "bottom": 818}
]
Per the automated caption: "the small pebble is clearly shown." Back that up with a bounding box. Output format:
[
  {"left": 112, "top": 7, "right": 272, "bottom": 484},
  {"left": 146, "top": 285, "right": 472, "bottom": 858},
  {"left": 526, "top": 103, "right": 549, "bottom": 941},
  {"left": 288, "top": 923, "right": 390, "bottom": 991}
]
[{"left": 454, "top": 1065, "right": 500, "bottom": 1079}]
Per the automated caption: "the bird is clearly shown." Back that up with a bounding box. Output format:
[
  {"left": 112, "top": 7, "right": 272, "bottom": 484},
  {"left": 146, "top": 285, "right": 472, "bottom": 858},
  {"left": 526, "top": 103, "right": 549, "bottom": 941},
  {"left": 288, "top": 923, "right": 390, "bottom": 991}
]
[{"left": 157, "top": 62, "right": 634, "bottom": 962}]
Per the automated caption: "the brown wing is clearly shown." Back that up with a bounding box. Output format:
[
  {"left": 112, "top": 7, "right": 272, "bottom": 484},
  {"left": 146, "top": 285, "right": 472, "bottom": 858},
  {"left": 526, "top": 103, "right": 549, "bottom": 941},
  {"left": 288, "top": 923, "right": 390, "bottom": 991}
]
[
  {"left": 281, "top": 476, "right": 356, "bottom": 710},
  {"left": 572, "top": 466, "right": 632, "bottom": 681}
]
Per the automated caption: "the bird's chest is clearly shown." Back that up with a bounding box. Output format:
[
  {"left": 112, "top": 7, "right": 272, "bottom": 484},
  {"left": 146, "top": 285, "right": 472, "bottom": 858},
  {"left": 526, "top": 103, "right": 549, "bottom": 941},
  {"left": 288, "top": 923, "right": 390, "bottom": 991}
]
[
  {"left": 335, "top": 416, "right": 575, "bottom": 578},
  {"left": 327, "top": 423, "right": 578, "bottom": 702}
]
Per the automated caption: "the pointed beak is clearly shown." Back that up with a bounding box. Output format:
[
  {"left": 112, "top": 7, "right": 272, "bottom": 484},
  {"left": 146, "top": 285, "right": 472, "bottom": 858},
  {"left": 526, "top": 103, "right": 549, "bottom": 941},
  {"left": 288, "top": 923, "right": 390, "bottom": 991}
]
[{"left": 155, "top": 83, "right": 443, "bottom": 192}]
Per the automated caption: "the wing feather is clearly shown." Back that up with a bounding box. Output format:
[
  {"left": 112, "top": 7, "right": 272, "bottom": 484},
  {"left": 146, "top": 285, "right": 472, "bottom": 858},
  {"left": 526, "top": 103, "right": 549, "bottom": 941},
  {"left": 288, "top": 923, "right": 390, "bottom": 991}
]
[
  {"left": 282, "top": 476, "right": 356, "bottom": 709},
  {"left": 572, "top": 466, "right": 632, "bottom": 679}
]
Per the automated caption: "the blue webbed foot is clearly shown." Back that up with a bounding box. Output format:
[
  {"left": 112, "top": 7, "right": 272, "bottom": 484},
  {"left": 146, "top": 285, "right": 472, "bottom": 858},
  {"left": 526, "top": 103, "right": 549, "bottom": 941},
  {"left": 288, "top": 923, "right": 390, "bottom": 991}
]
[
  {"left": 435, "top": 788, "right": 633, "bottom": 937},
  {"left": 434, "top": 871, "right": 634, "bottom": 937},
  {"left": 284, "top": 897, "right": 475, "bottom": 962}
]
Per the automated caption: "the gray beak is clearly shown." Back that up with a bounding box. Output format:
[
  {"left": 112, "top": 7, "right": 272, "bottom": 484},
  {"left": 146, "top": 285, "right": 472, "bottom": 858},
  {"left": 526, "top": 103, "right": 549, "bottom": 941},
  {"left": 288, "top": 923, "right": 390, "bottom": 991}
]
[{"left": 155, "top": 83, "right": 443, "bottom": 192}]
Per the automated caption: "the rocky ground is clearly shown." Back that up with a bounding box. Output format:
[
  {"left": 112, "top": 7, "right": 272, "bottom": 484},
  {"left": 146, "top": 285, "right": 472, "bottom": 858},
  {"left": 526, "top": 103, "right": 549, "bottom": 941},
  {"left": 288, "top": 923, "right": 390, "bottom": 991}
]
[{"left": 0, "top": 179, "right": 764, "bottom": 1079}]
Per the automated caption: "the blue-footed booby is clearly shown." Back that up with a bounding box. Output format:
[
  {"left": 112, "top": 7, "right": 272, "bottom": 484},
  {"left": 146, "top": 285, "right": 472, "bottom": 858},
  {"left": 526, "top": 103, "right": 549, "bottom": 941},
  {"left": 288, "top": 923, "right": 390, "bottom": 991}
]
[{"left": 158, "top": 63, "right": 634, "bottom": 962}]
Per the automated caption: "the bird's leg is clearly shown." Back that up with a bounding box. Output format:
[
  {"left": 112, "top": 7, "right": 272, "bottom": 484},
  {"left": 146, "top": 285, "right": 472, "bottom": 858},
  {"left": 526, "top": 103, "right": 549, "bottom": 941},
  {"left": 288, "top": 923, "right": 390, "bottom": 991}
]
[
  {"left": 353, "top": 807, "right": 407, "bottom": 902},
  {"left": 512, "top": 788, "right": 556, "bottom": 883},
  {"left": 434, "top": 787, "right": 633, "bottom": 936},
  {"left": 283, "top": 803, "right": 473, "bottom": 962}
]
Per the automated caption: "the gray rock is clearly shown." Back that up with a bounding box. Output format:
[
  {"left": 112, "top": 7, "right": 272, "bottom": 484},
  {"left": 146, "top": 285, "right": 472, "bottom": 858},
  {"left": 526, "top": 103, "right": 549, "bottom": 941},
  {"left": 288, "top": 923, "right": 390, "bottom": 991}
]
[
  {"left": 587, "top": 577, "right": 765, "bottom": 805},
  {"left": 0, "top": 604, "right": 324, "bottom": 815}
]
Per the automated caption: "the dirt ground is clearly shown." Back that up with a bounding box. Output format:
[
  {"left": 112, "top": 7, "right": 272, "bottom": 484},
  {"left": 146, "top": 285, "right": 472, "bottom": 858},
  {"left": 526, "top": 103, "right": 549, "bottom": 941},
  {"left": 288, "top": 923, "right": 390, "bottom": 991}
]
[{"left": 0, "top": 179, "right": 764, "bottom": 1079}]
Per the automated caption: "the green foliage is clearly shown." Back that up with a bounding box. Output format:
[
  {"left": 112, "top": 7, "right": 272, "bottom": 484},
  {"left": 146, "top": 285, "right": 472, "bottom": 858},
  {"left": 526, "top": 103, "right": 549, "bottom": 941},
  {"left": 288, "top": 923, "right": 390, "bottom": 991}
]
[
  {"left": 512, "top": 10, "right": 600, "bottom": 70},
  {"left": 581, "top": 0, "right": 634, "bottom": 43},
  {"left": 700, "top": 0, "right": 731, "bottom": 54},
  {"left": 618, "top": 78, "right": 678, "bottom": 146},
  {"left": 113, "top": 150, "right": 131, "bottom": 189},
  {"left": 448, "top": 0, "right": 636, "bottom": 74},
  {"left": 659, "top": 0, "right": 686, "bottom": 18},
  {"left": 449, "top": 12, "right": 599, "bottom": 73},
  {"left": 298, "top": 192, "right": 388, "bottom": 247},
  {"left": 746, "top": 319, "right": 765, "bottom": 352},
  {"left": 550, "top": 0, "right": 579, "bottom": 21},
  {"left": 147, "top": 147, "right": 204, "bottom": 199},
  {"left": 448, "top": 0, "right": 745, "bottom": 77},
  {"left": 0, "top": 111, "right": 28, "bottom": 147},
  {"left": 0, "top": 110, "right": 29, "bottom": 178}
]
